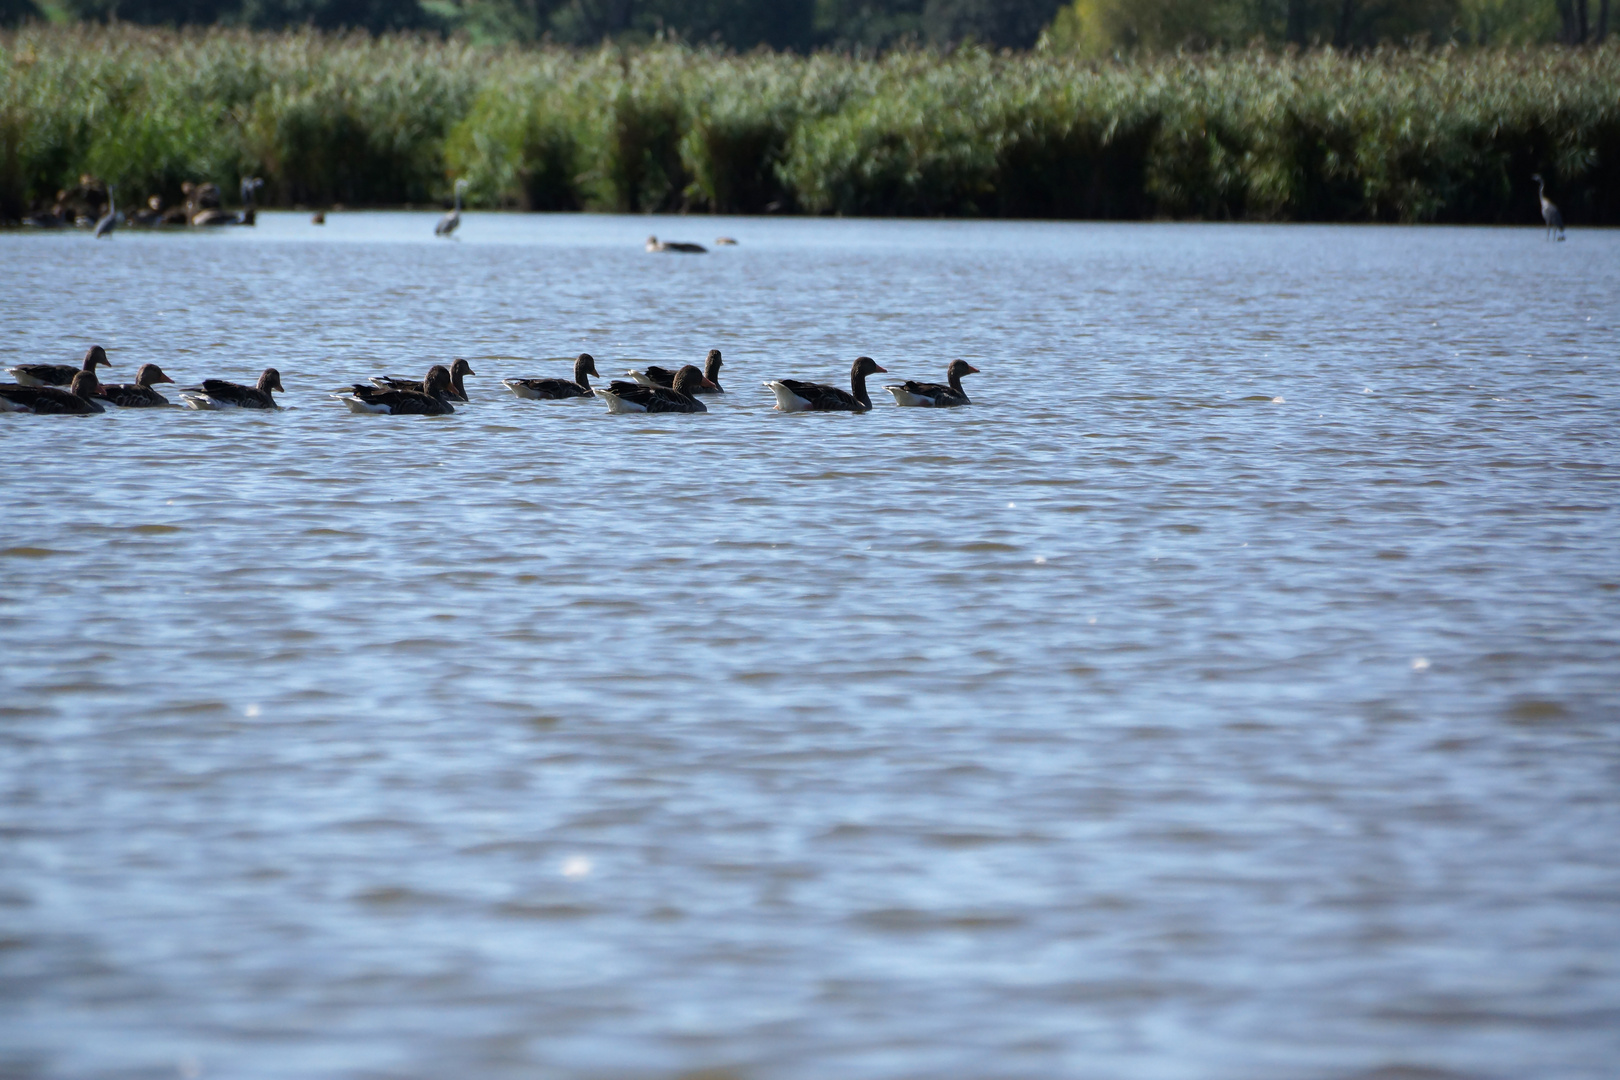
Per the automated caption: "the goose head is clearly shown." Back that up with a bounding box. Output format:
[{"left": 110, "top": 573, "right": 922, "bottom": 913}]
[
  {"left": 851, "top": 356, "right": 887, "bottom": 380},
  {"left": 672, "top": 364, "right": 716, "bottom": 395},
  {"left": 258, "top": 368, "right": 284, "bottom": 394},
  {"left": 948, "top": 359, "right": 980, "bottom": 381},
  {"left": 135, "top": 363, "right": 174, "bottom": 388},
  {"left": 574, "top": 353, "right": 600, "bottom": 385},
  {"left": 70, "top": 370, "right": 102, "bottom": 399},
  {"left": 84, "top": 345, "right": 111, "bottom": 371},
  {"left": 450, "top": 357, "right": 476, "bottom": 380},
  {"left": 424, "top": 365, "right": 453, "bottom": 398}
]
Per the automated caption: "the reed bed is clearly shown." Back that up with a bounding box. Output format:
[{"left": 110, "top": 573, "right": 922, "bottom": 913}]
[{"left": 3, "top": 24, "right": 1616, "bottom": 224}]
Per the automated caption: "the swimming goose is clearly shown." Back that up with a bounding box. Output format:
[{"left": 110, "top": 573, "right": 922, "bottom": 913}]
[
  {"left": 646, "top": 235, "right": 706, "bottom": 254},
  {"left": 0, "top": 371, "right": 106, "bottom": 414},
  {"left": 179, "top": 368, "right": 283, "bottom": 410},
  {"left": 595, "top": 364, "right": 713, "bottom": 413},
  {"left": 766, "top": 357, "right": 886, "bottom": 413},
  {"left": 340, "top": 365, "right": 456, "bottom": 415},
  {"left": 129, "top": 195, "right": 167, "bottom": 227},
  {"left": 503, "top": 353, "right": 600, "bottom": 400},
  {"left": 369, "top": 358, "right": 475, "bottom": 402},
  {"left": 629, "top": 349, "right": 724, "bottom": 394},
  {"left": 885, "top": 359, "right": 979, "bottom": 408},
  {"left": 101, "top": 363, "right": 176, "bottom": 407},
  {"left": 9, "top": 345, "right": 112, "bottom": 387}
]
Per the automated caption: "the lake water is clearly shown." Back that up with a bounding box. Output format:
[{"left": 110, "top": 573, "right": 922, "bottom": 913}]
[{"left": 2, "top": 213, "right": 1617, "bottom": 1080}]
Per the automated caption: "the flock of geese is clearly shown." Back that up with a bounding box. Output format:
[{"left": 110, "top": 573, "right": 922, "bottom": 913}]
[{"left": 0, "top": 346, "right": 981, "bottom": 416}]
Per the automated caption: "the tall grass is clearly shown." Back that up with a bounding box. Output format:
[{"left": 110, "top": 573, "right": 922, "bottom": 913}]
[{"left": 2, "top": 24, "right": 1617, "bottom": 224}]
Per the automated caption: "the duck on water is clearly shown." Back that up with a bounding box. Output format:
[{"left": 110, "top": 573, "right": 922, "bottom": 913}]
[
  {"left": 366, "top": 358, "right": 475, "bottom": 402},
  {"left": 628, "top": 349, "right": 724, "bottom": 394},
  {"left": 8, "top": 345, "right": 112, "bottom": 388},
  {"left": 189, "top": 179, "right": 264, "bottom": 227},
  {"left": 0, "top": 371, "right": 106, "bottom": 415},
  {"left": 886, "top": 359, "right": 979, "bottom": 408},
  {"left": 179, "top": 368, "right": 284, "bottom": 410},
  {"left": 766, "top": 357, "right": 887, "bottom": 413},
  {"left": 504, "top": 354, "right": 600, "bottom": 401},
  {"left": 645, "top": 236, "right": 706, "bottom": 254},
  {"left": 339, "top": 366, "right": 457, "bottom": 415},
  {"left": 595, "top": 365, "right": 714, "bottom": 413},
  {"left": 102, "top": 364, "right": 177, "bottom": 407}
]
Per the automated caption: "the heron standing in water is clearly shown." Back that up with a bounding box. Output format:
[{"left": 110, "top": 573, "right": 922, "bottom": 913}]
[
  {"left": 1532, "top": 173, "right": 1565, "bottom": 241},
  {"left": 239, "top": 177, "right": 264, "bottom": 225},
  {"left": 94, "top": 184, "right": 116, "bottom": 239},
  {"left": 436, "top": 179, "right": 468, "bottom": 238}
]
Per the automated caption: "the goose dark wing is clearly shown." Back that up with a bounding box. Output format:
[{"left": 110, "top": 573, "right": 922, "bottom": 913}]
[
  {"left": 642, "top": 386, "right": 706, "bottom": 413},
  {"left": 780, "top": 379, "right": 864, "bottom": 412},
  {"left": 6, "top": 364, "right": 77, "bottom": 387},
  {"left": 0, "top": 384, "right": 103, "bottom": 414},
  {"left": 503, "top": 376, "right": 589, "bottom": 400},
  {"left": 101, "top": 384, "right": 170, "bottom": 407},
  {"left": 194, "top": 379, "right": 275, "bottom": 408},
  {"left": 346, "top": 386, "right": 454, "bottom": 415}
]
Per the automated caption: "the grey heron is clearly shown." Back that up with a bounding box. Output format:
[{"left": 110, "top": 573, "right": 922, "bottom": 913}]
[
  {"left": 94, "top": 185, "right": 116, "bottom": 239},
  {"left": 436, "top": 179, "right": 468, "bottom": 238},
  {"left": 1532, "top": 173, "right": 1565, "bottom": 241},
  {"left": 239, "top": 177, "right": 264, "bottom": 225}
]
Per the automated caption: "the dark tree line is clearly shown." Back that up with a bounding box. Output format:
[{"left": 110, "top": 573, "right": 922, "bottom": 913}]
[
  {"left": 2, "top": 0, "right": 1070, "bottom": 48},
  {"left": 1556, "top": 0, "right": 1610, "bottom": 42}
]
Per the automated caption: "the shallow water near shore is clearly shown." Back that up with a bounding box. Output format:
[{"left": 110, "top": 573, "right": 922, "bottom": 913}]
[{"left": 2, "top": 213, "right": 1618, "bottom": 1079}]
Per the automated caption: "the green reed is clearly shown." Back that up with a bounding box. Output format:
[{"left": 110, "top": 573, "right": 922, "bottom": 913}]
[{"left": 3, "top": 24, "right": 1616, "bottom": 224}]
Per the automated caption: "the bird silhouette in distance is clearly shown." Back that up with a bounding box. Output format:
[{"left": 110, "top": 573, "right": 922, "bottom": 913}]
[
  {"left": 437, "top": 180, "right": 468, "bottom": 238},
  {"left": 1532, "top": 174, "right": 1564, "bottom": 242},
  {"left": 94, "top": 185, "right": 116, "bottom": 239}
]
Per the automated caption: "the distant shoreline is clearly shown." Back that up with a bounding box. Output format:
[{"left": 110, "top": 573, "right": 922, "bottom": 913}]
[{"left": 3, "top": 26, "right": 1616, "bottom": 227}]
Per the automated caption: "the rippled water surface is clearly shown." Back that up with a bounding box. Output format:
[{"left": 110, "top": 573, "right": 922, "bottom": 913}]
[{"left": 3, "top": 214, "right": 1618, "bottom": 1079}]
